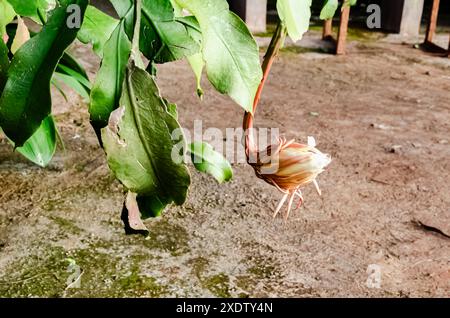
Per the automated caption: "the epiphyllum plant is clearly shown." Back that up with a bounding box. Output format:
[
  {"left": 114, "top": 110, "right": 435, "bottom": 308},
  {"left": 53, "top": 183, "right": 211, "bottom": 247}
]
[
  {"left": 0, "top": 0, "right": 353, "bottom": 231},
  {"left": 244, "top": 1, "right": 333, "bottom": 219}
]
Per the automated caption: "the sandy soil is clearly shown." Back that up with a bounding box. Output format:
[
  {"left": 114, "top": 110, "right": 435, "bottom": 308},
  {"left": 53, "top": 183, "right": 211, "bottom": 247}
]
[{"left": 0, "top": 30, "right": 449, "bottom": 297}]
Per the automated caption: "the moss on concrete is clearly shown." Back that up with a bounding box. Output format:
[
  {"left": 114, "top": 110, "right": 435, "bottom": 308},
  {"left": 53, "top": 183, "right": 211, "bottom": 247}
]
[
  {"left": 247, "top": 255, "right": 282, "bottom": 280},
  {"left": 188, "top": 256, "right": 210, "bottom": 280},
  {"left": 186, "top": 257, "right": 233, "bottom": 297},
  {"left": 143, "top": 219, "right": 190, "bottom": 256},
  {"left": 48, "top": 215, "right": 82, "bottom": 235},
  {"left": 235, "top": 275, "right": 256, "bottom": 293},
  {"left": 112, "top": 266, "right": 167, "bottom": 297},
  {"left": 0, "top": 241, "right": 167, "bottom": 297},
  {"left": 202, "top": 273, "right": 231, "bottom": 298}
]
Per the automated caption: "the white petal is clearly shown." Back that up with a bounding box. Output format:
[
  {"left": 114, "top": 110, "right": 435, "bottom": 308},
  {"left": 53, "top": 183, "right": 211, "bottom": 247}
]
[
  {"left": 307, "top": 136, "right": 316, "bottom": 147},
  {"left": 313, "top": 179, "right": 322, "bottom": 196},
  {"left": 273, "top": 193, "right": 289, "bottom": 218}
]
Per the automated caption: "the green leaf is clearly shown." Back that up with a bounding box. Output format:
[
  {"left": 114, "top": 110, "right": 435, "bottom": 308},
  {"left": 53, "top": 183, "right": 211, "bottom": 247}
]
[
  {"left": 51, "top": 77, "right": 68, "bottom": 101},
  {"left": 2, "top": 37, "right": 58, "bottom": 167},
  {"left": 59, "top": 52, "right": 88, "bottom": 77},
  {"left": 89, "top": 19, "right": 131, "bottom": 129},
  {"left": 343, "top": 0, "right": 357, "bottom": 7},
  {"left": 6, "top": 0, "right": 49, "bottom": 20},
  {"left": 109, "top": 0, "right": 133, "bottom": 18},
  {"left": 77, "top": 5, "right": 119, "bottom": 57},
  {"left": 7, "top": 0, "right": 46, "bottom": 16},
  {"left": 56, "top": 64, "right": 91, "bottom": 90},
  {"left": 187, "top": 53, "right": 204, "bottom": 98},
  {"left": 101, "top": 62, "right": 190, "bottom": 208},
  {"left": 112, "top": 0, "right": 201, "bottom": 64},
  {"left": 0, "top": 40, "right": 8, "bottom": 90},
  {"left": 178, "top": 15, "right": 202, "bottom": 45},
  {"left": 0, "top": 0, "right": 88, "bottom": 146},
  {"left": 320, "top": 0, "right": 339, "bottom": 20},
  {"left": 53, "top": 72, "right": 90, "bottom": 100},
  {"left": 53, "top": 52, "right": 90, "bottom": 99},
  {"left": 137, "top": 194, "right": 170, "bottom": 219},
  {"left": 140, "top": 0, "right": 200, "bottom": 63},
  {"left": 90, "top": 0, "right": 202, "bottom": 128},
  {"left": 0, "top": 0, "right": 15, "bottom": 35},
  {"left": 277, "top": 0, "right": 312, "bottom": 42},
  {"left": 10, "top": 16, "right": 30, "bottom": 54},
  {"left": 15, "top": 115, "right": 57, "bottom": 167},
  {"left": 180, "top": 15, "right": 204, "bottom": 97},
  {"left": 176, "top": 0, "right": 262, "bottom": 113},
  {"left": 189, "top": 142, "right": 232, "bottom": 183},
  {"left": 165, "top": 100, "right": 178, "bottom": 119},
  {"left": 169, "top": 0, "right": 183, "bottom": 17},
  {"left": 56, "top": 52, "right": 90, "bottom": 89}
]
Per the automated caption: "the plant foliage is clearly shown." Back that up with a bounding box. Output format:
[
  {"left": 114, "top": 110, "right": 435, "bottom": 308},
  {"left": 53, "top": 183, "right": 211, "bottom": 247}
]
[{"left": 0, "top": 0, "right": 344, "bottom": 226}]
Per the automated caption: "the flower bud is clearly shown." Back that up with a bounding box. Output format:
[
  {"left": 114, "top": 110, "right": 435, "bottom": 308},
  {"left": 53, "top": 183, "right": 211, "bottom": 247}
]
[{"left": 251, "top": 136, "right": 331, "bottom": 219}]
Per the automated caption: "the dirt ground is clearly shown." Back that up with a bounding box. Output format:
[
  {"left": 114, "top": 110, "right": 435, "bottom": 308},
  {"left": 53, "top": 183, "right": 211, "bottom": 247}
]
[{"left": 0, "top": 29, "right": 449, "bottom": 298}]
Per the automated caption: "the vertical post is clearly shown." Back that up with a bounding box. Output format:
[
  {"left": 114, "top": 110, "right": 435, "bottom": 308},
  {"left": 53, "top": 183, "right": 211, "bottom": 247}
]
[
  {"left": 425, "top": 0, "right": 440, "bottom": 43},
  {"left": 228, "top": 0, "right": 267, "bottom": 33},
  {"left": 399, "top": 0, "right": 424, "bottom": 37},
  {"left": 323, "top": 19, "right": 333, "bottom": 40},
  {"left": 246, "top": 0, "right": 267, "bottom": 33},
  {"left": 336, "top": 6, "right": 350, "bottom": 55}
]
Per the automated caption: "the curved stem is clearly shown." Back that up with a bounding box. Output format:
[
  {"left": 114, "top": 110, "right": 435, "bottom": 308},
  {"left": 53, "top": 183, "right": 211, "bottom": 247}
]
[{"left": 244, "top": 22, "right": 287, "bottom": 156}]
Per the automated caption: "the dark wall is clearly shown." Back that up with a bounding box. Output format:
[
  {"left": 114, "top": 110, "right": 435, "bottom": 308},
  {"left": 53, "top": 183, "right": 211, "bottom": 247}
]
[
  {"left": 90, "top": 0, "right": 117, "bottom": 17},
  {"left": 227, "top": 0, "right": 247, "bottom": 21},
  {"left": 380, "top": 0, "right": 405, "bottom": 33},
  {"left": 423, "top": 0, "right": 450, "bottom": 26}
]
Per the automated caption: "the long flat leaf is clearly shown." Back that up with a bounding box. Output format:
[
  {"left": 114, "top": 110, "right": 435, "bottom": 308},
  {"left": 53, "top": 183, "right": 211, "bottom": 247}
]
[
  {"left": 56, "top": 64, "right": 91, "bottom": 90},
  {"left": 89, "top": 19, "right": 131, "bottom": 129},
  {"left": 320, "top": 0, "right": 339, "bottom": 20},
  {"left": 6, "top": 0, "right": 49, "bottom": 20},
  {"left": 187, "top": 53, "right": 204, "bottom": 98},
  {"left": 344, "top": 0, "right": 357, "bottom": 7},
  {"left": 0, "top": 40, "right": 8, "bottom": 90},
  {"left": 57, "top": 52, "right": 89, "bottom": 83},
  {"left": 16, "top": 115, "right": 57, "bottom": 167},
  {"left": 136, "top": 194, "right": 171, "bottom": 219},
  {"left": 109, "top": 0, "right": 133, "bottom": 18},
  {"left": 0, "top": 0, "right": 88, "bottom": 146},
  {"left": 0, "top": 0, "right": 15, "bottom": 36},
  {"left": 10, "top": 16, "right": 30, "bottom": 54},
  {"left": 51, "top": 77, "right": 68, "bottom": 101},
  {"left": 176, "top": 0, "right": 262, "bottom": 112},
  {"left": 53, "top": 72, "right": 90, "bottom": 100},
  {"left": 141, "top": 0, "right": 200, "bottom": 63},
  {"left": 277, "top": 0, "right": 312, "bottom": 42},
  {"left": 53, "top": 52, "right": 90, "bottom": 99},
  {"left": 189, "top": 141, "right": 232, "bottom": 183},
  {"left": 77, "top": 5, "right": 119, "bottom": 57},
  {"left": 181, "top": 15, "right": 204, "bottom": 97},
  {"left": 1, "top": 39, "right": 57, "bottom": 167},
  {"left": 101, "top": 62, "right": 190, "bottom": 207}
]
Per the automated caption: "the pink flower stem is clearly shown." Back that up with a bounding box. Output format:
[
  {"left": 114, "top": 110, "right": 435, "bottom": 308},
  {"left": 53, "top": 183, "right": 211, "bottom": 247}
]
[{"left": 243, "top": 22, "right": 287, "bottom": 157}]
